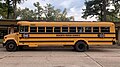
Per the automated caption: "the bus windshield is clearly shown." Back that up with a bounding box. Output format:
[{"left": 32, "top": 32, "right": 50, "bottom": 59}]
[{"left": 19, "top": 26, "right": 28, "bottom": 33}]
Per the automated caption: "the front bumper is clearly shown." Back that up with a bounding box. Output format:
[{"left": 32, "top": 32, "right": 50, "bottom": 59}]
[{"left": 2, "top": 43, "right": 5, "bottom": 47}]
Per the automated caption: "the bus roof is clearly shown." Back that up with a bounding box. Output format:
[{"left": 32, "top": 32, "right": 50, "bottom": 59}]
[{"left": 17, "top": 21, "right": 114, "bottom": 26}]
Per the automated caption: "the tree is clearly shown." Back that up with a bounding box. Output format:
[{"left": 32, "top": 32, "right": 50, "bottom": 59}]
[
  {"left": 60, "top": 8, "right": 67, "bottom": 21},
  {"left": 2, "top": 0, "right": 27, "bottom": 19},
  {"left": 33, "top": 2, "right": 43, "bottom": 20},
  {"left": 0, "top": 1, "right": 8, "bottom": 19},
  {"left": 12, "top": 0, "right": 27, "bottom": 19},
  {"left": 0, "top": 1, "right": 72, "bottom": 21},
  {"left": 54, "top": 9, "right": 61, "bottom": 21},
  {"left": 43, "top": 4, "right": 56, "bottom": 21},
  {"left": 16, "top": 8, "right": 36, "bottom": 20},
  {"left": 6, "top": 0, "right": 10, "bottom": 19},
  {"left": 82, "top": 0, "right": 120, "bottom": 22},
  {"left": 0, "top": 0, "right": 13, "bottom": 19},
  {"left": 43, "top": 4, "right": 72, "bottom": 21},
  {"left": 15, "top": 2, "right": 72, "bottom": 21}
]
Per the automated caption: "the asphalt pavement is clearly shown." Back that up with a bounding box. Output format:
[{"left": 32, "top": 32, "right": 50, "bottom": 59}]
[{"left": 0, "top": 45, "right": 120, "bottom": 67}]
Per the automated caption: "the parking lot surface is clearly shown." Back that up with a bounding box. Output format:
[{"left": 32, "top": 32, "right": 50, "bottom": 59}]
[{"left": 0, "top": 46, "right": 120, "bottom": 67}]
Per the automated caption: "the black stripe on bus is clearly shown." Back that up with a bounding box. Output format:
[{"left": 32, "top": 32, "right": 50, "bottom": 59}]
[
  {"left": 19, "top": 40, "right": 74, "bottom": 42},
  {"left": 88, "top": 41, "right": 113, "bottom": 42},
  {"left": 19, "top": 37, "right": 116, "bottom": 39},
  {"left": 19, "top": 32, "right": 116, "bottom": 34}
]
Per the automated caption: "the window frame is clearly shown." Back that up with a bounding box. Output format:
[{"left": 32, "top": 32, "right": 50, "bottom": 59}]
[
  {"left": 38, "top": 26, "right": 45, "bottom": 33},
  {"left": 46, "top": 27, "right": 53, "bottom": 33},
  {"left": 54, "top": 27, "right": 61, "bottom": 33},
  {"left": 93, "top": 27, "right": 99, "bottom": 33},
  {"left": 77, "top": 27, "right": 84, "bottom": 33},
  {"left": 101, "top": 27, "right": 110, "bottom": 33},
  {"left": 30, "top": 26, "right": 37, "bottom": 32},
  {"left": 85, "top": 27, "right": 92, "bottom": 33},
  {"left": 62, "top": 27, "right": 68, "bottom": 33},
  {"left": 69, "top": 27, "right": 76, "bottom": 33},
  {"left": 19, "top": 26, "right": 29, "bottom": 33}
]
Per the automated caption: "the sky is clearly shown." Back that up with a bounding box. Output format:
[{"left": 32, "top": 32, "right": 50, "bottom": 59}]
[{"left": 18, "top": 0, "right": 97, "bottom": 21}]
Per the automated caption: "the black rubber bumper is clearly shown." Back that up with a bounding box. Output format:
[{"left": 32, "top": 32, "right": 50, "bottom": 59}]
[{"left": 2, "top": 43, "right": 5, "bottom": 47}]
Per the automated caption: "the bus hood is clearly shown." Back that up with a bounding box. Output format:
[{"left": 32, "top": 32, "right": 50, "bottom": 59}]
[{"left": 4, "top": 33, "right": 19, "bottom": 38}]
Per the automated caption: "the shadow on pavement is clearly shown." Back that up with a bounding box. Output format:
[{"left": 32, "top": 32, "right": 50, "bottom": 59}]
[
  {"left": 16, "top": 47, "right": 113, "bottom": 52},
  {"left": 18, "top": 47, "right": 75, "bottom": 52},
  {"left": 0, "top": 46, "right": 119, "bottom": 52}
]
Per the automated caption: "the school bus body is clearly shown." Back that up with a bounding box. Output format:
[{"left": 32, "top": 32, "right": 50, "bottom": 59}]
[{"left": 3, "top": 21, "right": 116, "bottom": 51}]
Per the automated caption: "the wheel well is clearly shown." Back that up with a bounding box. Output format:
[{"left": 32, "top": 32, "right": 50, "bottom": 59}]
[
  {"left": 75, "top": 40, "right": 89, "bottom": 50},
  {"left": 75, "top": 40, "right": 88, "bottom": 45},
  {"left": 5, "top": 40, "right": 16, "bottom": 46}
]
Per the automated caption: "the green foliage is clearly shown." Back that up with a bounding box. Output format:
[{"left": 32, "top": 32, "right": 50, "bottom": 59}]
[
  {"left": 0, "top": 1, "right": 73, "bottom": 21},
  {"left": 16, "top": 2, "right": 73, "bottom": 21},
  {"left": 34, "top": 2, "right": 43, "bottom": 20},
  {"left": 82, "top": 0, "right": 102, "bottom": 19},
  {"left": 82, "top": 0, "right": 120, "bottom": 22},
  {"left": 43, "top": 3, "right": 71, "bottom": 21},
  {"left": 1, "top": 0, "right": 27, "bottom": 19},
  {"left": 12, "top": 0, "right": 27, "bottom": 19},
  {"left": 16, "top": 8, "right": 36, "bottom": 20},
  {"left": 0, "top": 2, "right": 8, "bottom": 19},
  {"left": 0, "top": 0, "right": 13, "bottom": 19},
  {"left": 44, "top": 4, "right": 55, "bottom": 21}
]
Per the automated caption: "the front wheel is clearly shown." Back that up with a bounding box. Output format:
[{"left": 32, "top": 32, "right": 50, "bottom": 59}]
[
  {"left": 5, "top": 41, "right": 17, "bottom": 52},
  {"left": 75, "top": 41, "right": 87, "bottom": 52}
]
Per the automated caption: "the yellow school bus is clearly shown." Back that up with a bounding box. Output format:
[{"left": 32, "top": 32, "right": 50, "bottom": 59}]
[{"left": 3, "top": 21, "right": 116, "bottom": 52}]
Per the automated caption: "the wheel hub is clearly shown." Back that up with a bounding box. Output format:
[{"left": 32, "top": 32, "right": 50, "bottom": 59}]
[{"left": 9, "top": 44, "right": 14, "bottom": 49}]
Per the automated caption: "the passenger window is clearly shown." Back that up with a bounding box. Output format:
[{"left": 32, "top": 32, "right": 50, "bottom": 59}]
[
  {"left": 77, "top": 27, "right": 83, "bottom": 32},
  {"left": 93, "top": 27, "right": 99, "bottom": 32},
  {"left": 46, "top": 27, "right": 53, "bottom": 33},
  {"left": 30, "top": 27, "right": 37, "bottom": 32},
  {"left": 38, "top": 27, "right": 45, "bottom": 33},
  {"left": 70, "top": 27, "right": 76, "bottom": 33},
  {"left": 101, "top": 27, "right": 110, "bottom": 32},
  {"left": 85, "top": 27, "right": 91, "bottom": 32},
  {"left": 62, "top": 27, "right": 68, "bottom": 33},
  {"left": 20, "top": 26, "right": 28, "bottom": 32},
  {"left": 54, "top": 27, "right": 60, "bottom": 33}
]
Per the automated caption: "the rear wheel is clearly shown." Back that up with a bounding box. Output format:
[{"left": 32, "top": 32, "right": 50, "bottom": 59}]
[
  {"left": 75, "top": 41, "right": 87, "bottom": 52},
  {"left": 87, "top": 45, "right": 89, "bottom": 50},
  {"left": 5, "top": 41, "right": 17, "bottom": 52}
]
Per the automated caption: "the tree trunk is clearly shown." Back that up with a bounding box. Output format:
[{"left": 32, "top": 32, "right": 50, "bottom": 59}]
[
  {"left": 103, "top": 0, "right": 107, "bottom": 21},
  {"left": 13, "top": 0, "right": 17, "bottom": 19},
  {"left": 7, "top": 0, "right": 10, "bottom": 19}
]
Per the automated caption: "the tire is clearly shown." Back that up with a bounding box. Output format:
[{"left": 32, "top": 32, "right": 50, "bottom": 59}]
[
  {"left": 75, "top": 41, "right": 87, "bottom": 52},
  {"left": 5, "top": 41, "right": 17, "bottom": 52},
  {"left": 87, "top": 45, "right": 89, "bottom": 50}
]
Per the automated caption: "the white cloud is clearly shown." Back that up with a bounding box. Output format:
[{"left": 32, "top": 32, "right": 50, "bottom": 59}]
[
  {"left": 67, "top": 5, "right": 97, "bottom": 21},
  {"left": 17, "top": 0, "right": 97, "bottom": 21},
  {"left": 60, "top": 0, "right": 74, "bottom": 8}
]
